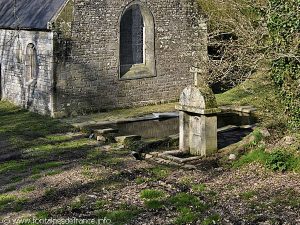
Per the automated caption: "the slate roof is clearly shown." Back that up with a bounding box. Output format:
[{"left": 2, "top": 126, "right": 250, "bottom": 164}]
[{"left": 0, "top": 0, "right": 67, "bottom": 30}]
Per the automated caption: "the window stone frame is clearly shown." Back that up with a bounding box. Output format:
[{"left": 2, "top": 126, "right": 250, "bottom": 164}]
[{"left": 118, "top": 1, "right": 156, "bottom": 80}]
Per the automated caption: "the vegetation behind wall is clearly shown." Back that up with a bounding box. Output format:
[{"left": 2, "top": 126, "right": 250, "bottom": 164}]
[
  {"left": 197, "top": 0, "right": 269, "bottom": 93},
  {"left": 268, "top": 0, "right": 300, "bottom": 129},
  {"left": 199, "top": 0, "right": 299, "bottom": 129}
]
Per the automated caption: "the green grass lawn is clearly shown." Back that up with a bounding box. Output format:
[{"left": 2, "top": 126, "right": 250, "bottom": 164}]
[{"left": 0, "top": 101, "right": 72, "bottom": 148}]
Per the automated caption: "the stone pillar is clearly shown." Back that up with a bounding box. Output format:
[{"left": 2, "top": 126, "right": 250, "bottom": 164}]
[
  {"left": 179, "top": 111, "right": 189, "bottom": 151},
  {"left": 176, "top": 86, "right": 220, "bottom": 157}
]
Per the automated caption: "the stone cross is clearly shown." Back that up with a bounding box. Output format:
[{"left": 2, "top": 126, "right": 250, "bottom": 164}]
[{"left": 190, "top": 66, "right": 204, "bottom": 87}]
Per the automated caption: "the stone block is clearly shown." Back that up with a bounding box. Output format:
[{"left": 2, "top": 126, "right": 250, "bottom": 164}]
[
  {"left": 95, "top": 128, "right": 118, "bottom": 135},
  {"left": 115, "top": 135, "right": 141, "bottom": 145},
  {"left": 96, "top": 135, "right": 106, "bottom": 142}
]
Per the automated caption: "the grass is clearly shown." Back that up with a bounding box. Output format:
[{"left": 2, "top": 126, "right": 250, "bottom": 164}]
[
  {"left": 14, "top": 198, "right": 28, "bottom": 212},
  {"left": 233, "top": 148, "right": 268, "bottom": 168},
  {"left": 0, "top": 161, "right": 28, "bottom": 174},
  {"left": 0, "top": 101, "right": 71, "bottom": 148},
  {"left": 44, "top": 169, "right": 64, "bottom": 176},
  {"left": 144, "top": 199, "right": 164, "bottom": 210},
  {"left": 44, "top": 188, "right": 57, "bottom": 199},
  {"left": 0, "top": 76, "right": 298, "bottom": 223},
  {"left": 197, "top": 0, "right": 267, "bottom": 33},
  {"left": 270, "top": 188, "right": 300, "bottom": 209},
  {"left": 135, "top": 177, "right": 148, "bottom": 184},
  {"left": 202, "top": 214, "right": 221, "bottom": 225},
  {"left": 169, "top": 193, "right": 207, "bottom": 211},
  {"left": 0, "top": 194, "right": 16, "bottom": 211},
  {"left": 240, "top": 190, "right": 257, "bottom": 200},
  {"left": 150, "top": 166, "right": 172, "bottom": 179},
  {"left": 233, "top": 147, "right": 300, "bottom": 172},
  {"left": 70, "top": 196, "right": 85, "bottom": 211},
  {"left": 31, "top": 161, "right": 64, "bottom": 174},
  {"left": 174, "top": 207, "right": 199, "bottom": 225},
  {"left": 21, "top": 186, "right": 36, "bottom": 193},
  {"left": 0, "top": 194, "right": 29, "bottom": 212},
  {"left": 27, "top": 138, "right": 92, "bottom": 159},
  {"left": 140, "top": 189, "right": 166, "bottom": 200},
  {"left": 96, "top": 209, "right": 140, "bottom": 225},
  {"left": 179, "top": 176, "right": 195, "bottom": 185},
  {"left": 94, "top": 200, "right": 108, "bottom": 210},
  {"left": 216, "top": 72, "right": 287, "bottom": 129},
  {"left": 192, "top": 184, "right": 207, "bottom": 193},
  {"left": 35, "top": 211, "right": 50, "bottom": 219}
]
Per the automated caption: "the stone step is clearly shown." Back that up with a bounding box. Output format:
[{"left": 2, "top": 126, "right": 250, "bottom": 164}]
[
  {"left": 115, "top": 135, "right": 141, "bottom": 145},
  {"left": 94, "top": 128, "right": 118, "bottom": 135}
]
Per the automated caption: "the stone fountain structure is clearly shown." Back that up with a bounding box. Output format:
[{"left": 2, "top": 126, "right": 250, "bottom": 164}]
[{"left": 175, "top": 68, "right": 221, "bottom": 157}]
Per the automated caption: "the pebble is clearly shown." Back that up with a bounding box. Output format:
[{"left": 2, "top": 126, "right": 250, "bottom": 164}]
[{"left": 229, "top": 154, "right": 237, "bottom": 160}]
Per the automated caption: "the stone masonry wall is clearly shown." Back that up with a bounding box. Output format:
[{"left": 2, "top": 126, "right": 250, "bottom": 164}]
[
  {"left": 0, "top": 29, "right": 54, "bottom": 115},
  {"left": 53, "top": 0, "right": 208, "bottom": 117}
]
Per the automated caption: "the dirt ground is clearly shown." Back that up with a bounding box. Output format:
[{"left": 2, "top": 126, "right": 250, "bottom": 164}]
[{"left": 0, "top": 132, "right": 299, "bottom": 225}]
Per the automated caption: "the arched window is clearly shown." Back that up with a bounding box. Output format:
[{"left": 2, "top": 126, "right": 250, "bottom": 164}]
[
  {"left": 25, "top": 43, "right": 37, "bottom": 82},
  {"left": 16, "top": 40, "right": 22, "bottom": 63},
  {"left": 120, "top": 4, "right": 144, "bottom": 67},
  {"left": 119, "top": 2, "right": 155, "bottom": 79}
]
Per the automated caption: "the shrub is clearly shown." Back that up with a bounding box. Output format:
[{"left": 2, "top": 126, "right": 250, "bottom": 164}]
[{"left": 265, "top": 150, "right": 291, "bottom": 172}]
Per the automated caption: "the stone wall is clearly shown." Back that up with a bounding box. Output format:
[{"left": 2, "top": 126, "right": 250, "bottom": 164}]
[
  {"left": 0, "top": 29, "right": 54, "bottom": 115},
  {"left": 53, "top": 0, "right": 208, "bottom": 117}
]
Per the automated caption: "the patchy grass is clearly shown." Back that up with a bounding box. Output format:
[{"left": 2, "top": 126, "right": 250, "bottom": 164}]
[
  {"left": 233, "top": 148, "right": 268, "bottom": 168},
  {"left": 240, "top": 190, "right": 257, "bottom": 200},
  {"left": 192, "top": 184, "right": 207, "bottom": 193},
  {"left": 144, "top": 199, "right": 165, "bottom": 210},
  {"left": 93, "top": 200, "right": 108, "bottom": 210},
  {"left": 0, "top": 101, "right": 71, "bottom": 148},
  {"left": 35, "top": 211, "right": 50, "bottom": 219},
  {"left": 31, "top": 161, "right": 64, "bottom": 174},
  {"left": 140, "top": 189, "right": 166, "bottom": 200},
  {"left": 174, "top": 207, "right": 198, "bottom": 225},
  {"left": 168, "top": 193, "right": 207, "bottom": 211},
  {"left": 44, "top": 188, "right": 57, "bottom": 200},
  {"left": 96, "top": 209, "right": 140, "bottom": 225},
  {"left": 150, "top": 166, "right": 172, "bottom": 180},
  {"left": 216, "top": 72, "right": 287, "bottom": 130},
  {"left": 135, "top": 177, "right": 148, "bottom": 184},
  {"left": 0, "top": 161, "right": 28, "bottom": 174},
  {"left": 270, "top": 189, "right": 300, "bottom": 209},
  {"left": 233, "top": 147, "right": 300, "bottom": 172},
  {"left": 179, "top": 175, "right": 195, "bottom": 185},
  {"left": 0, "top": 194, "right": 28, "bottom": 213},
  {"left": 0, "top": 194, "right": 16, "bottom": 211},
  {"left": 21, "top": 186, "right": 36, "bottom": 193},
  {"left": 69, "top": 196, "right": 86, "bottom": 211},
  {"left": 14, "top": 197, "right": 28, "bottom": 212},
  {"left": 202, "top": 214, "right": 221, "bottom": 225},
  {"left": 0, "top": 95, "right": 299, "bottom": 224},
  {"left": 44, "top": 169, "right": 64, "bottom": 176}
]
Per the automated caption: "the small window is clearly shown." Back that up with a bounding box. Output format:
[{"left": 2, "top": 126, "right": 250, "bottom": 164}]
[
  {"left": 16, "top": 40, "right": 22, "bottom": 63},
  {"left": 25, "top": 44, "right": 37, "bottom": 81},
  {"left": 119, "top": 3, "right": 156, "bottom": 79}
]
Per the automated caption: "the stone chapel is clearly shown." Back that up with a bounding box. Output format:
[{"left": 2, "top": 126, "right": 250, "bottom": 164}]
[{"left": 0, "top": 0, "right": 207, "bottom": 117}]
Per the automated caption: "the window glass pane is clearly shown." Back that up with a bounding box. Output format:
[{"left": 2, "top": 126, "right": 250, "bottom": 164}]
[{"left": 120, "top": 5, "right": 144, "bottom": 66}]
